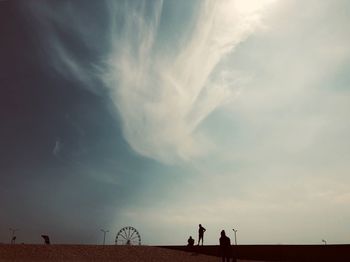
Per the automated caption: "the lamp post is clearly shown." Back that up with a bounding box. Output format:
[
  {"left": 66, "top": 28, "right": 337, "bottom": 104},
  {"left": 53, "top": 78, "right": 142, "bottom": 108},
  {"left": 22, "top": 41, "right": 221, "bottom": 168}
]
[
  {"left": 9, "top": 228, "right": 19, "bottom": 244},
  {"left": 100, "top": 229, "right": 109, "bottom": 245},
  {"left": 232, "top": 229, "right": 238, "bottom": 245},
  {"left": 322, "top": 239, "right": 327, "bottom": 245}
]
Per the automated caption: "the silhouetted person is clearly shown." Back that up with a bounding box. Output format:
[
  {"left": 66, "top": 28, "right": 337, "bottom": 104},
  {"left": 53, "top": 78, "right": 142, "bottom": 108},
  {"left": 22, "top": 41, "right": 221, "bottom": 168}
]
[
  {"left": 11, "top": 236, "right": 16, "bottom": 244},
  {"left": 198, "top": 224, "right": 206, "bottom": 245},
  {"left": 220, "top": 230, "right": 232, "bottom": 262},
  {"left": 41, "top": 235, "right": 50, "bottom": 245},
  {"left": 187, "top": 236, "right": 195, "bottom": 246}
]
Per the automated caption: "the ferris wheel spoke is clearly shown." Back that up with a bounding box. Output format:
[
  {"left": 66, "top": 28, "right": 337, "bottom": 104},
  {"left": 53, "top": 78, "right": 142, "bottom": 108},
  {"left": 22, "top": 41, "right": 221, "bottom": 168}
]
[
  {"left": 128, "top": 227, "right": 131, "bottom": 239},
  {"left": 124, "top": 229, "right": 130, "bottom": 238},
  {"left": 129, "top": 230, "right": 136, "bottom": 239},
  {"left": 119, "top": 234, "right": 128, "bottom": 240},
  {"left": 130, "top": 238, "right": 139, "bottom": 243}
]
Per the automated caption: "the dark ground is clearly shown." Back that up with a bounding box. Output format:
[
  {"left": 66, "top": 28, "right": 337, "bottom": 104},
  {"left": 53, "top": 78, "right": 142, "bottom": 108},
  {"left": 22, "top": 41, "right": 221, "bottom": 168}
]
[{"left": 161, "top": 244, "right": 350, "bottom": 261}]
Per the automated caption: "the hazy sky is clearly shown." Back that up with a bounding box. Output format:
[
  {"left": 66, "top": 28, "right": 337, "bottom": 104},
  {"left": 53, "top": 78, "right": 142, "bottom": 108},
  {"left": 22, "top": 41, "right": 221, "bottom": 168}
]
[{"left": 1, "top": 0, "right": 350, "bottom": 245}]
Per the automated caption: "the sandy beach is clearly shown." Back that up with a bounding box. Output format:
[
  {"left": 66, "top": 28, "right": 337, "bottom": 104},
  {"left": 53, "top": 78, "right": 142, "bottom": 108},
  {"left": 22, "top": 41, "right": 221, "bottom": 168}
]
[
  {"left": 0, "top": 244, "right": 218, "bottom": 262},
  {"left": 0, "top": 244, "right": 276, "bottom": 262}
]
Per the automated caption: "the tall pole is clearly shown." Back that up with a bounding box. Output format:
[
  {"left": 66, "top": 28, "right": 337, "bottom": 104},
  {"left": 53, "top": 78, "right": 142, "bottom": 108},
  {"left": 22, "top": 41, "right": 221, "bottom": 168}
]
[
  {"left": 9, "top": 228, "right": 19, "bottom": 244},
  {"left": 232, "top": 229, "right": 238, "bottom": 245},
  {"left": 100, "top": 229, "right": 109, "bottom": 245}
]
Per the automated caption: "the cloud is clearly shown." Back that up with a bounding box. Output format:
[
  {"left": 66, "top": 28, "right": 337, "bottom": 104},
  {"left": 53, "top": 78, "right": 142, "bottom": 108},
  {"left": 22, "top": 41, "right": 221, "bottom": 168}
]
[
  {"left": 112, "top": 0, "right": 350, "bottom": 244},
  {"left": 25, "top": 0, "right": 350, "bottom": 167},
  {"left": 21, "top": 0, "right": 350, "bottom": 245},
  {"left": 103, "top": 0, "right": 278, "bottom": 163},
  {"left": 24, "top": 1, "right": 105, "bottom": 95},
  {"left": 25, "top": 0, "right": 279, "bottom": 163}
]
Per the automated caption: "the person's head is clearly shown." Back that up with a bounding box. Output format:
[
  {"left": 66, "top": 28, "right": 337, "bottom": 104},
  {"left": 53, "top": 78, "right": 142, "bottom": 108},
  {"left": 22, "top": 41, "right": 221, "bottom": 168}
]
[
  {"left": 221, "top": 230, "right": 226, "bottom": 237},
  {"left": 189, "top": 236, "right": 193, "bottom": 239},
  {"left": 199, "top": 224, "right": 202, "bottom": 227}
]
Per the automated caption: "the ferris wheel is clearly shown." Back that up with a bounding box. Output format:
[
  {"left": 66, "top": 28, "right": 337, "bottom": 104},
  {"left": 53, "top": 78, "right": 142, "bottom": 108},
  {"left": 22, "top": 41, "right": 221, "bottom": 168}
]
[{"left": 115, "top": 226, "right": 141, "bottom": 245}]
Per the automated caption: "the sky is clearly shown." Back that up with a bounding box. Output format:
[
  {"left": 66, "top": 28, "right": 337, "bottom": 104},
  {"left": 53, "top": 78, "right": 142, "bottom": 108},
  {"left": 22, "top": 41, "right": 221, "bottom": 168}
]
[{"left": 1, "top": 0, "right": 350, "bottom": 245}]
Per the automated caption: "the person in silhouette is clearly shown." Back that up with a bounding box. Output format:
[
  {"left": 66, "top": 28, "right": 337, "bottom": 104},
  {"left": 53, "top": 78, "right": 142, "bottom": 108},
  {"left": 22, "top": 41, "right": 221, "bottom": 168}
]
[
  {"left": 11, "top": 236, "right": 16, "bottom": 244},
  {"left": 187, "top": 236, "right": 195, "bottom": 246},
  {"left": 219, "top": 230, "right": 232, "bottom": 262},
  {"left": 41, "top": 235, "right": 50, "bottom": 245},
  {"left": 198, "top": 224, "right": 206, "bottom": 245}
]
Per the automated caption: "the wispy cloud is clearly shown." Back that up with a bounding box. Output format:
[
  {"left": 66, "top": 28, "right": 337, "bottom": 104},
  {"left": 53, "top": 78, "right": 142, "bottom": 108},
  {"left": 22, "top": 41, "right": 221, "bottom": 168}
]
[
  {"left": 112, "top": 0, "right": 350, "bottom": 244},
  {"left": 21, "top": 0, "right": 350, "bottom": 245},
  {"left": 25, "top": 0, "right": 278, "bottom": 163},
  {"left": 103, "top": 0, "right": 278, "bottom": 163},
  {"left": 25, "top": 1, "right": 104, "bottom": 95}
]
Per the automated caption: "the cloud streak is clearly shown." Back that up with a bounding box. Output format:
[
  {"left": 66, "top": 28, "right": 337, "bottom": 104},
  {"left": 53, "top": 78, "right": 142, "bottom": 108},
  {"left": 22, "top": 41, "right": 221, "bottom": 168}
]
[
  {"left": 103, "top": 0, "right": 278, "bottom": 163},
  {"left": 17, "top": 0, "right": 350, "bottom": 245},
  {"left": 112, "top": 0, "right": 350, "bottom": 244},
  {"left": 25, "top": 0, "right": 278, "bottom": 163}
]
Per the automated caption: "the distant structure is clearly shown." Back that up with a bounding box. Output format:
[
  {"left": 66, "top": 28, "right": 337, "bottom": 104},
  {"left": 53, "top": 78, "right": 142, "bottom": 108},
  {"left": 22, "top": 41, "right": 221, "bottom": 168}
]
[
  {"left": 115, "top": 226, "right": 141, "bottom": 245},
  {"left": 100, "top": 229, "right": 109, "bottom": 245},
  {"left": 232, "top": 228, "right": 238, "bottom": 245},
  {"left": 41, "top": 235, "right": 50, "bottom": 245},
  {"left": 9, "top": 228, "right": 19, "bottom": 244}
]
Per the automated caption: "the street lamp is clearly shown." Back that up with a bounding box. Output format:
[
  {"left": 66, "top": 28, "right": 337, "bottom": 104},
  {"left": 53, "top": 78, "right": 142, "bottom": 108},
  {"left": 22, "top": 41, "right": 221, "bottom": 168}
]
[
  {"left": 9, "top": 228, "right": 19, "bottom": 244},
  {"left": 322, "top": 239, "right": 327, "bottom": 245},
  {"left": 100, "top": 229, "right": 109, "bottom": 245},
  {"left": 232, "top": 229, "right": 238, "bottom": 245}
]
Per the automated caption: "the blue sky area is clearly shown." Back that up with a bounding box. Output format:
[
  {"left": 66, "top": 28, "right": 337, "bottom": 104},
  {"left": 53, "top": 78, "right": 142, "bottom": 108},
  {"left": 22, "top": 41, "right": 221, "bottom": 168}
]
[{"left": 1, "top": 0, "right": 350, "bottom": 245}]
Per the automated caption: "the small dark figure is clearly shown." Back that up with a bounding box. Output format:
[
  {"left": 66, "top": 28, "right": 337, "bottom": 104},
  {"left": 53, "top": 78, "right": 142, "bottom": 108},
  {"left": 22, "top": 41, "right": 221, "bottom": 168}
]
[
  {"left": 11, "top": 236, "right": 16, "bottom": 244},
  {"left": 198, "top": 224, "right": 206, "bottom": 246},
  {"left": 187, "top": 236, "right": 195, "bottom": 246},
  {"left": 219, "top": 230, "right": 232, "bottom": 262},
  {"left": 41, "top": 235, "right": 50, "bottom": 245}
]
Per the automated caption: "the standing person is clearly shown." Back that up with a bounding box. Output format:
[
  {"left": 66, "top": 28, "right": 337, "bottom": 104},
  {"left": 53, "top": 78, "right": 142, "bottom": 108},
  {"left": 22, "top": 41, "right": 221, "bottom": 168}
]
[
  {"left": 198, "top": 224, "right": 206, "bottom": 245},
  {"left": 219, "top": 230, "right": 232, "bottom": 262}
]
